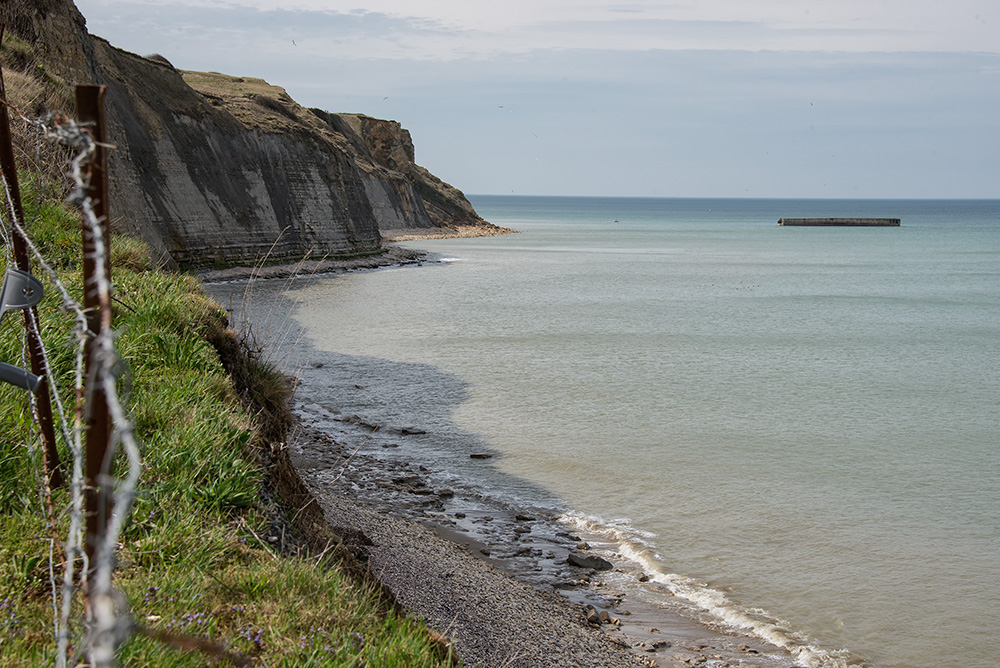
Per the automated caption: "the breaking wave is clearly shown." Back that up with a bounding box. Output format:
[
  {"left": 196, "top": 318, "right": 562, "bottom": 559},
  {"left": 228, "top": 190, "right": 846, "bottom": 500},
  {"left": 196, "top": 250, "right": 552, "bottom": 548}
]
[{"left": 560, "top": 512, "right": 856, "bottom": 668}]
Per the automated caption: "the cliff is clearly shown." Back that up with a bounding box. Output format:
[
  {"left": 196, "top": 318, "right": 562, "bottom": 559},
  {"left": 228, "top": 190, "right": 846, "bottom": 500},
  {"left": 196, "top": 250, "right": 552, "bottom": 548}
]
[{"left": 1, "top": 0, "right": 501, "bottom": 269}]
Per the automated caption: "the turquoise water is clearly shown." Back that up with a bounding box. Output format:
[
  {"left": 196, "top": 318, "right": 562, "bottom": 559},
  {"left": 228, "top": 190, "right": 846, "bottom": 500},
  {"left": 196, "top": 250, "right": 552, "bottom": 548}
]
[{"left": 286, "top": 197, "right": 1000, "bottom": 668}]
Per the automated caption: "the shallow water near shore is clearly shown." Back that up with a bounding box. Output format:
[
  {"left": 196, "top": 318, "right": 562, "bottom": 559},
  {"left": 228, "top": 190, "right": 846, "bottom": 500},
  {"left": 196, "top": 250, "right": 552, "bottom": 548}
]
[{"left": 211, "top": 196, "right": 999, "bottom": 668}]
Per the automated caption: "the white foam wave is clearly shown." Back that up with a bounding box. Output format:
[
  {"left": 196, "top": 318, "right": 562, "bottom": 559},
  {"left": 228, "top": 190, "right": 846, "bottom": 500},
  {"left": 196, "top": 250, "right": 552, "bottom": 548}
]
[{"left": 559, "top": 512, "right": 853, "bottom": 668}]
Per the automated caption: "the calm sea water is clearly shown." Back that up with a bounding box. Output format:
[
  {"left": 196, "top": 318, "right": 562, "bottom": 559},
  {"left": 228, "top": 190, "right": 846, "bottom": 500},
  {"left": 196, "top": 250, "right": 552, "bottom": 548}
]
[{"left": 279, "top": 197, "right": 999, "bottom": 668}]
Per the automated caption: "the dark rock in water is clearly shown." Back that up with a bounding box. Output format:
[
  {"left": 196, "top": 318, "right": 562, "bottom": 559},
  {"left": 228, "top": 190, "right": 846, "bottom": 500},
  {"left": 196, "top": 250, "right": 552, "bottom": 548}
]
[
  {"left": 392, "top": 475, "right": 422, "bottom": 485},
  {"left": 436, "top": 488, "right": 455, "bottom": 498},
  {"left": 515, "top": 514, "right": 535, "bottom": 522},
  {"left": 347, "top": 415, "right": 380, "bottom": 430},
  {"left": 567, "top": 553, "right": 614, "bottom": 571},
  {"left": 401, "top": 426, "right": 426, "bottom": 435},
  {"left": 470, "top": 453, "right": 493, "bottom": 459}
]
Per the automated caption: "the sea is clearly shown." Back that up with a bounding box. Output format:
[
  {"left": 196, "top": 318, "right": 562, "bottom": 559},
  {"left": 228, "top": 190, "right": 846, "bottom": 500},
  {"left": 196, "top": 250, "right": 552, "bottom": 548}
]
[{"left": 217, "top": 197, "right": 1000, "bottom": 668}]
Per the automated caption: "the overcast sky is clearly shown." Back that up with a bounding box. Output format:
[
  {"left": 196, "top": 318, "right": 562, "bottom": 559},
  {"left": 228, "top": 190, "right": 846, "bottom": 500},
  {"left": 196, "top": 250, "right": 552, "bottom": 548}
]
[{"left": 73, "top": 0, "right": 999, "bottom": 199}]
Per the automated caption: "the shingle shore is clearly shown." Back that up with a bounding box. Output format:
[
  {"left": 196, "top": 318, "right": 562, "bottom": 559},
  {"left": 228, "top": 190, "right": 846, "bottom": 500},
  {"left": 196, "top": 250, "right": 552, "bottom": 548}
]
[{"left": 289, "top": 420, "right": 791, "bottom": 668}]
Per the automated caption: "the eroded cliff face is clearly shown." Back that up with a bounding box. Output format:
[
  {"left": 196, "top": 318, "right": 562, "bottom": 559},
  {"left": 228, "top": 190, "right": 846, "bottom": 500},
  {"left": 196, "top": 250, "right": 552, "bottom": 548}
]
[{"left": 2, "top": 0, "right": 496, "bottom": 269}]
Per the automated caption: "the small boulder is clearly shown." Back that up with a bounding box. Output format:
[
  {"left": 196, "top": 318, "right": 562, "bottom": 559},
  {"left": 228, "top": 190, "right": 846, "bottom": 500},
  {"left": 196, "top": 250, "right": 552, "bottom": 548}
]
[{"left": 567, "top": 552, "right": 614, "bottom": 571}]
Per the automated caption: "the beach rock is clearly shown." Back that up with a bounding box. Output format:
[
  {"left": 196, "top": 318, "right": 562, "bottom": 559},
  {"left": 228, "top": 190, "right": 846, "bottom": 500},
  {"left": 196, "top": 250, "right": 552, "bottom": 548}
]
[
  {"left": 567, "top": 553, "right": 614, "bottom": 571},
  {"left": 436, "top": 488, "right": 455, "bottom": 498},
  {"left": 515, "top": 514, "right": 535, "bottom": 522},
  {"left": 392, "top": 475, "right": 422, "bottom": 485},
  {"left": 584, "top": 605, "right": 601, "bottom": 625}
]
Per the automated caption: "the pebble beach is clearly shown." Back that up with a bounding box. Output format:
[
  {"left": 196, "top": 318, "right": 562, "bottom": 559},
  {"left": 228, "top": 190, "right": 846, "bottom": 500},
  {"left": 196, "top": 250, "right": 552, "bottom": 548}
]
[{"left": 285, "top": 414, "right": 794, "bottom": 668}]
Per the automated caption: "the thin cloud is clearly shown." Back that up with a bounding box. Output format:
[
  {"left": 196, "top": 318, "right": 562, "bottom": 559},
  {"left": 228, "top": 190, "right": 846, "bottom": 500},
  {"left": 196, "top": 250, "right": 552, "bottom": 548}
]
[{"left": 76, "top": 0, "right": 1000, "bottom": 61}]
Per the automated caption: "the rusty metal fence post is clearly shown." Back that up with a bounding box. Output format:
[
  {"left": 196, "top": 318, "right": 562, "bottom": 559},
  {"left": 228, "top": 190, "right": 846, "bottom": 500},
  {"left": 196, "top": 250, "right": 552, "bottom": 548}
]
[
  {"left": 74, "top": 84, "right": 114, "bottom": 584},
  {"left": 0, "top": 24, "right": 65, "bottom": 489}
]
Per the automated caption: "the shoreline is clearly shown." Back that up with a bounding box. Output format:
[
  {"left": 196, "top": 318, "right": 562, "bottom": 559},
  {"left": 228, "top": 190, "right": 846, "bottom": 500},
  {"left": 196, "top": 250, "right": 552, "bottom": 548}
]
[
  {"left": 288, "top": 413, "right": 790, "bottom": 668},
  {"left": 197, "top": 223, "right": 516, "bottom": 284},
  {"left": 201, "top": 238, "right": 805, "bottom": 668},
  {"left": 196, "top": 246, "right": 428, "bottom": 283}
]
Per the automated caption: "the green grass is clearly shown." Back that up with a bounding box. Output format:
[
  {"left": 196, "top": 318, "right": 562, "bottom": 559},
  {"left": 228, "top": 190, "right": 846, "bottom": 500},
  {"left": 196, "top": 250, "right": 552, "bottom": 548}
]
[{"left": 0, "top": 176, "right": 454, "bottom": 666}]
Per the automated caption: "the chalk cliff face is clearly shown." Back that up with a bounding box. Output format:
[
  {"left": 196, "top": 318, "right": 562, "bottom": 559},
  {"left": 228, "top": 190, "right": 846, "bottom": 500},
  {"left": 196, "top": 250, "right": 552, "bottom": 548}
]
[{"left": 2, "top": 0, "right": 495, "bottom": 269}]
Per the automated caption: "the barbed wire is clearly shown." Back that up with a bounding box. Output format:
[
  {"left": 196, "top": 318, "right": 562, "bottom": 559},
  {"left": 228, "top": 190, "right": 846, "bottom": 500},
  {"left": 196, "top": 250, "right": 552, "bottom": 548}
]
[{"left": 2, "top": 103, "right": 140, "bottom": 667}]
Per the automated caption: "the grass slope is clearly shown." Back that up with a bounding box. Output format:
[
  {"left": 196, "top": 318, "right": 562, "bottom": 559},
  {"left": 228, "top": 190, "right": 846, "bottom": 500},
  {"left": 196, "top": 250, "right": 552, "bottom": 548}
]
[{"left": 0, "top": 176, "right": 453, "bottom": 667}]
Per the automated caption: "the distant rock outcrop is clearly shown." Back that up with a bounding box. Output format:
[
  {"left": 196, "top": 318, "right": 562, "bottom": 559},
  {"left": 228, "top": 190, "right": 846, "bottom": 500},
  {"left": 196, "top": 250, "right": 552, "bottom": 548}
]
[{"left": 2, "top": 0, "right": 503, "bottom": 269}]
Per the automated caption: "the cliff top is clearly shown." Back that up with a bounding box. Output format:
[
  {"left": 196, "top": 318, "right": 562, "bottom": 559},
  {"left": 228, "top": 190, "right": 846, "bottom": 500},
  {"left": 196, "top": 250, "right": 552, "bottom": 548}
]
[{"left": 182, "top": 69, "right": 324, "bottom": 134}]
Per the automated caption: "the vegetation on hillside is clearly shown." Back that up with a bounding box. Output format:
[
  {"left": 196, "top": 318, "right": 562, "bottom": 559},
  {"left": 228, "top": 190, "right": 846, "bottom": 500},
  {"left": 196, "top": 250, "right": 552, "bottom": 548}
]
[{"left": 0, "top": 180, "right": 453, "bottom": 665}]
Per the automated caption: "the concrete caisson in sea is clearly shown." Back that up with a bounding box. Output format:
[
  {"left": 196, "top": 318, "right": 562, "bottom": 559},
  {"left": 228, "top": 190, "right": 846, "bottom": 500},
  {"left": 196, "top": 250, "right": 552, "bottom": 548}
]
[{"left": 778, "top": 218, "right": 901, "bottom": 226}]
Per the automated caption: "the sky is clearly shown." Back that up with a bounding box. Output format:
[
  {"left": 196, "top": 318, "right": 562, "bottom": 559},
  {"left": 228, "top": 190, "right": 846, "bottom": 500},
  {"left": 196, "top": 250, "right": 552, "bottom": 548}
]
[{"left": 72, "top": 0, "right": 999, "bottom": 199}]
